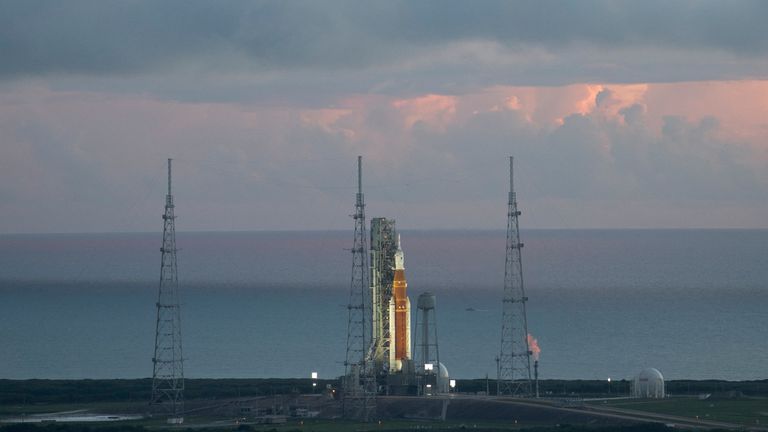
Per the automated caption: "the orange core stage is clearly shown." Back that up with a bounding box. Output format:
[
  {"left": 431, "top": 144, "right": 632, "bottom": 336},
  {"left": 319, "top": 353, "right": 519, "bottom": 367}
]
[{"left": 393, "top": 268, "right": 408, "bottom": 360}]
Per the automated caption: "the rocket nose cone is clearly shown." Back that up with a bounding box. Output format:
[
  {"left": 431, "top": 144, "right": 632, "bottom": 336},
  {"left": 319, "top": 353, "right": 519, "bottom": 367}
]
[{"left": 394, "top": 234, "right": 405, "bottom": 270}]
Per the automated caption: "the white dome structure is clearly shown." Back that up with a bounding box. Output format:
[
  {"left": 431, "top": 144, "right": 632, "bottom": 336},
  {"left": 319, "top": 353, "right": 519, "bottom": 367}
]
[
  {"left": 421, "top": 362, "right": 450, "bottom": 395},
  {"left": 437, "top": 362, "right": 450, "bottom": 394},
  {"left": 632, "top": 368, "right": 665, "bottom": 399}
]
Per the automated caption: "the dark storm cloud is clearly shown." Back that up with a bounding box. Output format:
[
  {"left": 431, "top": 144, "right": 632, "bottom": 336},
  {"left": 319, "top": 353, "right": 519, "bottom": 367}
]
[{"left": 1, "top": 0, "right": 767, "bottom": 79}]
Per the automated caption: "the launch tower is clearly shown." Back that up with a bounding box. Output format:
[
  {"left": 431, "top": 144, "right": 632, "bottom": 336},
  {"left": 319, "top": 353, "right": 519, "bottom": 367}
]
[
  {"left": 370, "top": 218, "right": 397, "bottom": 375},
  {"left": 343, "top": 156, "right": 376, "bottom": 421},
  {"left": 150, "top": 159, "right": 185, "bottom": 421},
  {"left": 498, "top": 156, "right": 533, "bottom": 396}
]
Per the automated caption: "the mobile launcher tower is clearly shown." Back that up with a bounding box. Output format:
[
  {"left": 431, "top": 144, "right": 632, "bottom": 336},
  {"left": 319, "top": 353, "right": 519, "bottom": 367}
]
[{"left": 369, "top": 218, "right": 397, "bottom": 374}]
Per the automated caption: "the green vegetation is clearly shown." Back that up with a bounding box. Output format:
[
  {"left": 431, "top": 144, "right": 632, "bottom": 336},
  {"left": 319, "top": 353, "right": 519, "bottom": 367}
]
[
  {"left": 227, "top": 419, "right": 679, "bottom": 432},
  {"left": 0, "top": 402, "right": 139, "bottom": 416},
  {"left": 454, "top": 378, "right": 768, "bottom": 398},
  {"left": 2, "top": 379, "right": 766, "bottom": 431},
  {"left": 0, "top": 380, "right": 337, "bottom": 405},
  {"left": 0, "top": 420, "right": 688, "bottom": 432},
  {"left": 665, "top": 380, "right": 768, "bottom": 397},
  {"left": 598, "top": 397, "right": 768, "bottom": 427},
  {"left": 3, "top": 379, "right": 767, "bottom": 406}
]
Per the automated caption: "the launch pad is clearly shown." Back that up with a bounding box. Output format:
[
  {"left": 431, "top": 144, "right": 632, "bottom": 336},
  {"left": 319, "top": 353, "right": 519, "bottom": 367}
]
[
  {"left": 369, "top": 218, "right": 449, "bottom": 397},
  {"left": 343, "top": 156, "right": 531, "bottom": 417}
]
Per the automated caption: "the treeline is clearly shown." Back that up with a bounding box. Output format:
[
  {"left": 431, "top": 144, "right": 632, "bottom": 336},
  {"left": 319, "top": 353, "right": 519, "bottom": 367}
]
[
  {"left": 451, "top": 378, "right": 768, "bottom": 397},
  {"left": 0, "top": 379, "right": 336, "bottom": 405},
  {"left": 2, "top": 378, "right": 767, "bottom": 405},
  {"left": 0, "top": 420, "right": 734, "bottom": 432}
]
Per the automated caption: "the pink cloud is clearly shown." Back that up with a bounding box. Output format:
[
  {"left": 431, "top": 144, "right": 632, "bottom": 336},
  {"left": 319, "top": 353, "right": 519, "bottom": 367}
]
[
  {"left": 383, "top": 81, "right": 766, "bottom": 154},
  {"left": 464, "top": 84, "right": 649, "bottom": 126},
  {"left": 3, "top": 79, "right": 768, "bottom": 232},
  {"left": 392, "top": 94, "right": 457, "bottom": 131},
  {"left": 643, "top": 81, "right": 768, "bottom": 144}
]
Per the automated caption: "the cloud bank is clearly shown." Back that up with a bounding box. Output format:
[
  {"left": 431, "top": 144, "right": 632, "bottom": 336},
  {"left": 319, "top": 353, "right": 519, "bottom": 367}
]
[
  {"left": 2, "top": 1, "right": 767, "bottom": 90},
  {"left": 1, "top": 2, "right": 767, "bottom": 232}
]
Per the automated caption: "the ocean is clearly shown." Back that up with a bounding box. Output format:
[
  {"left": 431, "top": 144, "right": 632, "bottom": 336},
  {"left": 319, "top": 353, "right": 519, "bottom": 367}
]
[{"left": 0, "top": 229, "right": 766, "bottom": 381}]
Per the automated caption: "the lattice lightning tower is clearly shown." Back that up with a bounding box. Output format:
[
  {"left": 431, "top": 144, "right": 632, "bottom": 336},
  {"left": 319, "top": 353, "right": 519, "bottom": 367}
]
[
  {"left": 151, "top": 159, "right": 185, "bottom": 419},
  {"left": 343, "top": 156, "right": 376, "bottom": 421},
  {"left": 498, "top": 156, "right": 533, "bottom": 396}
]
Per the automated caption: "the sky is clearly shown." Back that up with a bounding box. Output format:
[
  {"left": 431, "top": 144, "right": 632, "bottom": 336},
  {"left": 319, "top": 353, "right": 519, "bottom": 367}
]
[{"left": 1, "top": 0, "right": 768, "bottom": 233}]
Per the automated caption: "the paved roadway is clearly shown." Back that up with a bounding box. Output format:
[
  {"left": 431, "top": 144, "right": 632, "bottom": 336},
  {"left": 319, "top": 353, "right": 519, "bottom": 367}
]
[{"left": 462, "top": 394, "right": 768, "bottom": 431}]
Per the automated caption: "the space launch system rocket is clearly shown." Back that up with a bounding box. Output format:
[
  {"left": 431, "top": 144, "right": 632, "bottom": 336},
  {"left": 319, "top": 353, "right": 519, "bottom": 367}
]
[{"left": 389, "top": 234, "right": 411, "bottom": 372}]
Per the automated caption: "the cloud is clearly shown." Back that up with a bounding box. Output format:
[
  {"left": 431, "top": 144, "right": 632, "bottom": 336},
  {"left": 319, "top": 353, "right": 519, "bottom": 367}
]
[
  {"left": 2, "top": 3, "right": 768, "bottom": 233},
  {"left": 392, "top": 94, "right": 457, "bottom": 131},
  {"left": 297, "top": 82, "right": 768, "bottom": 219},
  {"left": 2, "top": 77, "right": 768, "bottom": 233},
  {"left": 1, "top": 0, "right": 767, "bottom": 90}
]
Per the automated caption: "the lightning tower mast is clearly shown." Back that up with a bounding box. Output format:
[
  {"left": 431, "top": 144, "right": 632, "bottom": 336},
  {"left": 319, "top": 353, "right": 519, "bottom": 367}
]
[
  {"left": 343, "top": 156, "right": 376, "bottom": 421},
  {"left": 151, "top": 159, "right": 185, "bottom": 421},
  {"left": 498, "top": 156, "right": 533, "bottom": 396}
]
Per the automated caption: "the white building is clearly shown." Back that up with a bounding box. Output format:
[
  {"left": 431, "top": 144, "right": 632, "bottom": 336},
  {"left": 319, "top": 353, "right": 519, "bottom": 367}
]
[{"left": 631, "top": 368, "right": 665, "bottom": 398}]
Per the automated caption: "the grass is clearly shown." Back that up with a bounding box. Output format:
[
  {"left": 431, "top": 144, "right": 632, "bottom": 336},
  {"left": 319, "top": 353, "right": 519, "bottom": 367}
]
[
  {"left": 0, "top": 404, "right": 522, "bottom": 432},
  {"left": 0, "top": 416, "right": 541, "bottom": 432},
  {"left": 230, "top": 418, "right": 540, "bottom": 432},
  {"left": 595, "top": 397, "right": 768, "bottom": 426},
  {"left": 0, "top": 402, "right": 143, "bottom": 416}
]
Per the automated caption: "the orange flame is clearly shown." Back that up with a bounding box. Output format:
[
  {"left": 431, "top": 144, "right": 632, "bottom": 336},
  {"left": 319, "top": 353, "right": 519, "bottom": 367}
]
[{"left": 527, "top": 333, "right": 541, "bottom": 361}]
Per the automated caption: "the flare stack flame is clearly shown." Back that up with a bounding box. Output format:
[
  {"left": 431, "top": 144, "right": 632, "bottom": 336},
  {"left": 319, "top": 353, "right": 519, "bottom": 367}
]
[{"left": 527, "top": 333, "right": 541, "bottom": 361}]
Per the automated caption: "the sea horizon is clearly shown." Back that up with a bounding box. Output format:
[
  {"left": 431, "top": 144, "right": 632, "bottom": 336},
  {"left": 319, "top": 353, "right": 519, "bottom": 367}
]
[
  {"left": 4, "top": 227, "right": 768, "bottom": 236},
  {"left": 1, "top": 229, "right": 766, "bottom": 381}
]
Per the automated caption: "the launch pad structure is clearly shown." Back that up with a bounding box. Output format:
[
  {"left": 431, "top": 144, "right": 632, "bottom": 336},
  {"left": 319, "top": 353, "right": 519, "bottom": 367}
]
[
  {"left": 498, "top": 156, "right": 533, "bottom": 396},
  {"left": 370, "top": 218, "right": 397, "bottom": 376},
  {"left": 342, "top": 156, "right": 376, "bottom": 422},
  {"left": 342, "top": 159, "right": 422, "bottom": 405},
  {"left": 360, "top": 184, "right": 437, "bottom": 396},
  {"left": 413, "top": 292, "right": 446, "bottom": 395},
  {"left": 343, "top": 155, "right": 535, "bottom": 405},
  {"left": 150, "top": 159, "right": 185, "bottom": 421}
]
